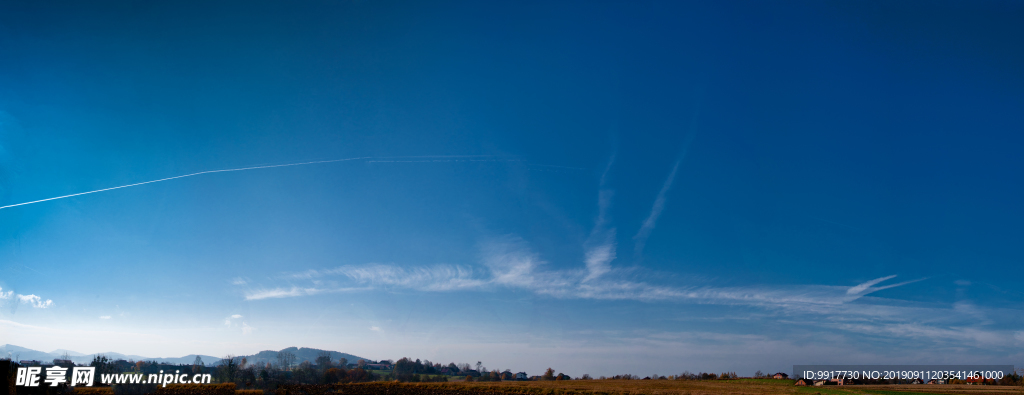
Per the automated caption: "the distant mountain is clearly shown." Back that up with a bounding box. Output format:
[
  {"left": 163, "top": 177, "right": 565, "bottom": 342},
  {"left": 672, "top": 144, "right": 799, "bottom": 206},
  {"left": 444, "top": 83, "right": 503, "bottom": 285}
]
[
  {"left": 0, "top": 345, "right": 368, "bottom": 367},
  {"left": 0, "top": 344, "right": 219, "bottom": 365},
  {"left": 49, "top": 349, "right": 88, "bottom": 357},
  {"left": 232, "top": 347, "right": 369, "bottom": 367},
  {"left": 0, "top": 344, "right": 54, "bottom": 363}
]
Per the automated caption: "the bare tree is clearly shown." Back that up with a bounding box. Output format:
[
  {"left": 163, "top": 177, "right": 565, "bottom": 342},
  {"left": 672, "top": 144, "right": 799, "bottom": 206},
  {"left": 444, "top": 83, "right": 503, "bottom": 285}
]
[
  {"left": 276, "top": 351, "right": 296, "bottom": 371},
  {"left": 193, "top": 356, "right": 205, "bottom": 374},
  {"left": 315, "top": 351, "right": 332, "bottom": 371},
  {"left": 221, "top": 355, "right": 238, "bottom": 383}
]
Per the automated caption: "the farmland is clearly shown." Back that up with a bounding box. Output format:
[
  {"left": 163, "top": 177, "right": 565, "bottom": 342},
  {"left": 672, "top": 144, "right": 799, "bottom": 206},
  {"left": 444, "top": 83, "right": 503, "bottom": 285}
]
[
  {"left": 78, "top": 380, "right": 1022, "bottom": 395},
  {"left": 416, "top": 380, "right": 1024, "bottom": 395}
]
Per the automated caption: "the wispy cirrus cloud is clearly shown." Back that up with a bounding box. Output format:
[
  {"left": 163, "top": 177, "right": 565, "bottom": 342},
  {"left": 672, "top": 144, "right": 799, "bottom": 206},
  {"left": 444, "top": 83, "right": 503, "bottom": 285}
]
[
  {"left": 583, "top": 152, "right": 617, "bottom": 282},
  {"left": 633, "top": 130, "right": 696, "bottom": 259},
  {"left": 342, "top": 264, "right": 487, "bottom": 291},
  {"left": 243, "top": 236, "right": 920, "bottom": 311},
  {"left": 235, "top": 239, "right": 1024, "bottom": 349},
  {"left": 632, "top": 159, "right": 681, "bottom": 259},
  {"left": 243, "top": 286, "right": 369, "bottom": 301},
  {"left": 846, "top": 274, "right": 925, "bottom": 297},
  {"left": 244, "top": 287, "right": 327, "bottom": 301}
]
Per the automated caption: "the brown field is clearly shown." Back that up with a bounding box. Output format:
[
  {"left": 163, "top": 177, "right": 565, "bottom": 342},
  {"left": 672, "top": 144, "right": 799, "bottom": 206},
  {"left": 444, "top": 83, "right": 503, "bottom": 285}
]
[
  {"left": 52, "top": 380, "right": 1024, "bottom": 395},
  {"left": 266, "top": 380, "right": 1024, "bottom": 395}
]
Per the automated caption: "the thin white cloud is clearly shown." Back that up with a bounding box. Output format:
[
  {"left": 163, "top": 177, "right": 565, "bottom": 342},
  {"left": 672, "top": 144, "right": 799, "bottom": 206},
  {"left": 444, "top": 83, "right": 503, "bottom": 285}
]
[
  {"left": 341, "top": 264, "right": 486, "bottom": 291},
  {"left": 633, "top": 159, "right": 682, "bottom": 258},
  {"left": 245, "top": 287, "right": 323, "bottom": 300},
  {"left": 241, "top": 322, "right": 254, "bottom": 335},
  {"left": 846, "top": 276, "right": 927, "bottom": 299},
  {"left": 847, "top": 275, "right": 896, "bottom": 295},
  {"left": 632, "top": 129, "right": 698, "bottom": 259},
  {"left": 230, "top": 314, "right": 242, "bottom": 319},
  {"left": 480, "top": 237, "right": 545, "bottom": 289},
  {"left": 241, "top": 234, "right": 983, "bottom": 347},
  {"left": 833, "top": 322, "right": 1009, "bottom": 348},
  {"left": 243, "top": 286, "right": 367, "bottom": 300},
  {"left": 370, "top": 326, "right": 381, "bottom": 332},
  {"left": 253, "top": 240, "right": 923, "bottom": 317},
  {"left": 99, "top": 316, "right": 111, "bottom": 320},
  {"left": 583, "top": 240, "right": 615, "bottom": 282},
  {"left": 230, "top": 277, "right": 248, "bottom": 285},
  {"left": 242, "top": 250, "right": 1016, "bottom": 349},
  {"left": 0, "top": 155, "right": 521, "bottom": 212},
  {"left": 583, "top": 153, "right": 617, "bottom": 282}
]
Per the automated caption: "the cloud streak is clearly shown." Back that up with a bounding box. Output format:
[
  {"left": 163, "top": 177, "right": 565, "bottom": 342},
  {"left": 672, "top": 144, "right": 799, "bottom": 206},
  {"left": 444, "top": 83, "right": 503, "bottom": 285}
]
[
  {"left": 632, "top": 131, "right": 696, "bottom": 259},
  {"left": 583, "top": 152, "right": 617, "bottom": 282},
  {"left": 632, "top": 159, "right": 681, "bottom": 258},
  {"left": 238, "top": 239, "right": 1006, "bottom": 349},
  {"left": 246, "top": 240, "right": 922, "bottom": 313},
  {"left": 0, "top": 155, "right": 525, "bottom": 211},
  {"left": 0, "top": 157, "right": 370, "bottom": 211}
]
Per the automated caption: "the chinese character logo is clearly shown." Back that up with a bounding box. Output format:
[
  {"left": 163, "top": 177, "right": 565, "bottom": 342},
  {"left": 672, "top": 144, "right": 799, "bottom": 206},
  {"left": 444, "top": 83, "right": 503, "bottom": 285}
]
[
  {"left": 45, "top": 366, "right": 68, "bottom": 386},
  {"left": 70, "top": 367, "right": 96, "bottom": 387},
  {"left": 15, "top": 367, "right": 42, "bottom": 387}
]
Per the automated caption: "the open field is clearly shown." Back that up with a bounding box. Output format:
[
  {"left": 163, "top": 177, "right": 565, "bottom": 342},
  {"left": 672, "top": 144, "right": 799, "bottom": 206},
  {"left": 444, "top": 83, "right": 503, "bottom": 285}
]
[
  {"left": 9, "top": 380, "right": 1015, "bottom": 395},
  {"left": 263, "top": 380, "right": 1024, "bottom": 395},
  {"left": 834, "top": 386, "right": 1024, "bottom": 395}
]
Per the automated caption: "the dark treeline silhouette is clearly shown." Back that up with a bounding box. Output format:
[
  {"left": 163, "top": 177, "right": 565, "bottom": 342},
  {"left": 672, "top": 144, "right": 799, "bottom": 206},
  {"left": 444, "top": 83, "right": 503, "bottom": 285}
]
[
  {"left": 596, "top": 371, "right": 737, "bottom": 380},
  {"left": 212, "top": 352, "right": 378, "bottom": 390}
]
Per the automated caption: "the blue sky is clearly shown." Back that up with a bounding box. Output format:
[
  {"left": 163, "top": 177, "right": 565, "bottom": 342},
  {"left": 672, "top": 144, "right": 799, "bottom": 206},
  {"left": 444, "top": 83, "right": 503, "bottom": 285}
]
[{"left": 1, "top": 0, "right": 1023, "bottom": 377}]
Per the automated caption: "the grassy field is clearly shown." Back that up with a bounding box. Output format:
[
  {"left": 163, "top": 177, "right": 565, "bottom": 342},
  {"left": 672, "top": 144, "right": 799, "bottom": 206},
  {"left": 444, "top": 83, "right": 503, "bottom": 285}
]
[{"left": 269, "top": 380, "right": 1024, "bottom": 395}]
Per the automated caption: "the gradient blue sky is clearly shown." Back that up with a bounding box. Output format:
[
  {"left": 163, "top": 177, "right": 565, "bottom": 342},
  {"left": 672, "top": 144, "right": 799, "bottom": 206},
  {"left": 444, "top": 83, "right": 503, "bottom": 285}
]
[{"left": 1, "top": 0, "right": 1023, "bottom": 377}]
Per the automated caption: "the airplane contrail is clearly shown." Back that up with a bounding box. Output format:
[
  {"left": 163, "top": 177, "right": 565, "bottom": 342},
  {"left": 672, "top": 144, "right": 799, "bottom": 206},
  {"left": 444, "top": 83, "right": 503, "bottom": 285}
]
[{"left": 0, "top": 155, "right": 499, "bottom": 211}]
